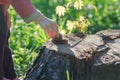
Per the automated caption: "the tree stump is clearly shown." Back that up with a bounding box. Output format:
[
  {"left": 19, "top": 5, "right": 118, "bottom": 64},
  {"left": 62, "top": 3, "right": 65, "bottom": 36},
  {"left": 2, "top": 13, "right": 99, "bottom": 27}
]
[{"left": 25, "top": 30, "right": 120, "bottom": 80}]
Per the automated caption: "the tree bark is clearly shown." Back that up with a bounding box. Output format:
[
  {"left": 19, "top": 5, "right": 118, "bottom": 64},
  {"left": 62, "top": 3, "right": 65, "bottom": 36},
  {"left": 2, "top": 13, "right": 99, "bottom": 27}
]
[{"left": 25, "top": 30, "right": 120, "bottom": 80}]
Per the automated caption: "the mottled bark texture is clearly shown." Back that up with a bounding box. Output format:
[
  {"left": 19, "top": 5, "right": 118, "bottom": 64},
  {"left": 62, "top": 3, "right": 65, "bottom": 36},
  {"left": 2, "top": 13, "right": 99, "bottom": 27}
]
[{"left": 25, "top": 30, "right": 120, "bottom": 80}]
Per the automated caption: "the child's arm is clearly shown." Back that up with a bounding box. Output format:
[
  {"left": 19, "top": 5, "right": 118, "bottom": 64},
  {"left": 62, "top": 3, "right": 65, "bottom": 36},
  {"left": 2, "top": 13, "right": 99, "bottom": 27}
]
[{"left": 11, "top": 0, "right": 59, "bottom": 39}]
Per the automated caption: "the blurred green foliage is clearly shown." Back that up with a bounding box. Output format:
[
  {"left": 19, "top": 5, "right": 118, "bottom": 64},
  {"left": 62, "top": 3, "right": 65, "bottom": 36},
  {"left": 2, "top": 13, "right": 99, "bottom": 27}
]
[
  {"left": 9, "top": 0, "right": 120, "bottom": 77},
  {"left": 83, "top": 0, "right": 120, "bottom": 33}
]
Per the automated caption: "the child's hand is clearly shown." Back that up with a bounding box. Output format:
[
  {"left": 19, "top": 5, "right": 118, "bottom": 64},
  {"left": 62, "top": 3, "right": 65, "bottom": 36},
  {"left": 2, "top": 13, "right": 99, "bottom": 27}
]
[
  {"left": 33, "top": 13, "right": 59, "bottom": 39},
  {"left": 39, "top": 17, "right": 59, "bottom": 39}
]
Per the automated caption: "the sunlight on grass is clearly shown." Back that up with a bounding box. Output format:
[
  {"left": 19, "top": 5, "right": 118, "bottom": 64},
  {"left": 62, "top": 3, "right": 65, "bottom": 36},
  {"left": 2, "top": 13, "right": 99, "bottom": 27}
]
[{"left": 66, "top": 69, "right": 70, "bottom": 80}]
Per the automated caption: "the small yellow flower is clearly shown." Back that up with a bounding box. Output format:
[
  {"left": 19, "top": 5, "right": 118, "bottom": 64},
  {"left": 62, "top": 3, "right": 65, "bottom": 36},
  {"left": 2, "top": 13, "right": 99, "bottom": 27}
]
[
  {"left": 74, "top": 21, "right": 80, "bottom": 28},
  {"left": 61, "top": 30, "right": 66, "bottom": 34},
  {"left": 56, "top": 6, "right": 66, "bottom": 17},
  {"left": 81, "top": 25, "right": 87, "bottom": 33},
  {"left": 74, "top": 0, "right": 83, "bottom": 10},
  {"left": 66, "top": 20, "right": 74, "bottom": 30},
  {"left": 78, "top": 16, "right": 85, "bottom": 21}
]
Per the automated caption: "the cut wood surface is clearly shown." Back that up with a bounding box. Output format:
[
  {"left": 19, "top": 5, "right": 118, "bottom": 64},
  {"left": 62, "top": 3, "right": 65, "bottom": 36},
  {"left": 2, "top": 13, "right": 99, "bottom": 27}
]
[{"left": 25, "top": 30, "right": 120, "bottom": 80}]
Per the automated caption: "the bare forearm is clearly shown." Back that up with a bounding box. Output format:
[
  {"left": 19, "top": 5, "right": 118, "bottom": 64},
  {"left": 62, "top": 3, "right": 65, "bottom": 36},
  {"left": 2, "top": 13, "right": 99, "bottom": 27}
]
[{"left": 11, "top": 0, "right": 36, "bottom": 18}]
